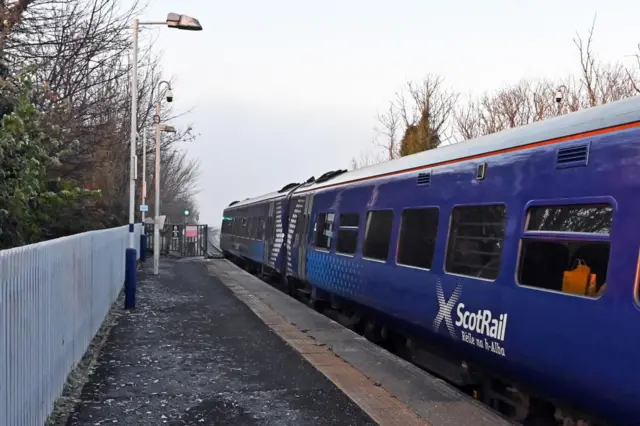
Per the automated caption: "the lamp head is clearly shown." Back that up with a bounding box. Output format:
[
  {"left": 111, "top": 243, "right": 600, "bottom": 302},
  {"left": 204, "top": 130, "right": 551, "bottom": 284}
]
[
  {"left": 555, "top": 85, "right": 567, "bottom": 104},
  {"left": 159, "top": 124, "right": 177, "bottom": 133},
  {"left": 166, "top": 88, "right": 174, "bottom": 103},
  {"left": 166, "top": 13, "right": 203, "bottom": 31},
  {"left": 555, "top": 90, "right": 563, "bottom": 104}
]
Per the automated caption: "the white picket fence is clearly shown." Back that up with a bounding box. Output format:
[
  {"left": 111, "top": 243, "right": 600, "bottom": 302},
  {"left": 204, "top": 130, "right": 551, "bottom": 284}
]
[{"left": 0, "top": 224, "right": 142, "bottom": 426}]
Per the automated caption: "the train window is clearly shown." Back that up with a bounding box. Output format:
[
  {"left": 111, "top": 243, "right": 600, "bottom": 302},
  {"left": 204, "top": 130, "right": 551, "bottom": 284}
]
[
  {"left": 445, "top": 204, "right": 506, "bottom": 280},
  {"left": 294, "top": 213, "right": 308, "bottom": 247},
  {"left": 362, "top": 210, "right": 394, "bottom": 261},
  {"left": 397, "top": 207, "right": 439, "bottom": 269},
  {"left": 265, "top": 216, "right": 272, "bottom": 241},
  {"left": 253, "top": 217, "right": 258, "bottom": 239},
  {"left": 340, "top": 213, "right": 359, "bottom": 228},
  {"left": 304, "top": 213, "right": 310, "bottom": 243},
  {"left": 526, "top": 204, "right": 612, "bottom": 234},
  {"left": 518, "top": 240, "right": 610, "bottom": 297},
  {"left": 315, "top": 213, "right": 334, "bottom": 250},
  {"left": 337, "top": 213, "right": 359, "bottom": 255},
  {"left": 292, "top": 214, "right": 304, "bottom": 247},
  {"left": 241, "top": 217, "right": 247, "bottom": 237},
  {"left": 257, "top": 217, "right": 265, "bottom": 240},
  {"left": 518, "top": 203, "right": 612, "bottom": 298}
]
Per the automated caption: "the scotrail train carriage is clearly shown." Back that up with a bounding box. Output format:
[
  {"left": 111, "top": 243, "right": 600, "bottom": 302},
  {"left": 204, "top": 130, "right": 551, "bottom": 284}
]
[{"left": 220, "top": 95, "right": 640, "bottom": 426}]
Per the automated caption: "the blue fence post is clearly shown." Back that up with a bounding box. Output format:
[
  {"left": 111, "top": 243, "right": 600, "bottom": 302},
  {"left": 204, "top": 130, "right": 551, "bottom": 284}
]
[
  {"left": 140, "top": 233, "right": 147, "bottom": 262},
  {"left": 124, "top": 224, "right": 137, "bottom": 309}
]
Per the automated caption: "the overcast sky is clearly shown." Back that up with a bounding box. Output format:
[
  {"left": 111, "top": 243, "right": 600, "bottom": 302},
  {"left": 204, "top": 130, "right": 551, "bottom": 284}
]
[{"left": 133, "top": 0, "right": 639, "bottom": 226}]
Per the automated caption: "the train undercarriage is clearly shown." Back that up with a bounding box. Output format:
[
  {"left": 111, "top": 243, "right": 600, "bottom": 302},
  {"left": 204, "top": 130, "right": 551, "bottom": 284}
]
[{"left": 224, "top": 253, "right": 609, "bottom": 426}]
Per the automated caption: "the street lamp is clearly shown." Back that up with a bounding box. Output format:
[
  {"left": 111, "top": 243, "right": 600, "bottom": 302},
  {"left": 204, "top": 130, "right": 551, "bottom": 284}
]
[
  {"left": 126, "top": 13, "right": 202, "bottom": 310},
  {"left": 139, "top": 128, "right": 148, "bottom": 263},
  {"left": 153, "top": 81, "right": 176, "bottom": 276},
  {"left": 555, "top": 84, "right": 567, "bottom": 116}
]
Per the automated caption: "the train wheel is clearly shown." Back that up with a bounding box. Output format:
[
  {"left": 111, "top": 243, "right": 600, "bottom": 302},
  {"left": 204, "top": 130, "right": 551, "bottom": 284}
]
[
  {"left": 282, "top": 276, "right": 297, "bottom": 297},
  {"left": 307, "top": 298, "right": 324, "bottom": 312},
  {"left": 364, "top": 321, "right": 384, "bottom": 344},
  {"left": 521, "top": 398, "right": 555, "bottom": 426}
]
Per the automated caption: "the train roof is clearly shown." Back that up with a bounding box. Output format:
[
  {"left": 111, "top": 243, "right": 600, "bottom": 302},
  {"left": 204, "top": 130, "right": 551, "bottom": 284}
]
[
  {"left": 224, "top": 190, "right": 286, "bottom": 211},
  {"left": 300, "top": 94, "right": 640, "bottom": 192},
  {"left": 225, "top": 94, "right": 640, "bottom": 209}
]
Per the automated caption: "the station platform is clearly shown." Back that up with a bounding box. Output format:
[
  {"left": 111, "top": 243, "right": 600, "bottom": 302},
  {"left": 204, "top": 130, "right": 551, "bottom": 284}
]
[{"left": 57, "top": 257, "right": 514, "bottom": 426}]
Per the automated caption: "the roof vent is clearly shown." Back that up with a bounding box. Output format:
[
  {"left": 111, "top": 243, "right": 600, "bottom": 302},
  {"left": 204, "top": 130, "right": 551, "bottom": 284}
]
[
  {"left": 315, "top": 169, "right": 347, "bottom": 183},
  {"left": 316, "top": 169, "right": 347, "bottom": 183},
  {"left": 417, "top": 171, "right": 431, "bottom": 186},
  {"left": 556, "top": 142, "right": 590, "bottom": 168},
  {"left": 278, "top": 182, "right": 300, "bottom": 193}
]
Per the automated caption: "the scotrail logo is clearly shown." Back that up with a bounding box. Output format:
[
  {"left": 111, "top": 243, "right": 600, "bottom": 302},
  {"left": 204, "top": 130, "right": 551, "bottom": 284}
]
[
  {"left": 432, "top": 278, "right": 509, "bottom": 357},
  {"left": 433, "top": 278, "right": 462, "bottom": 340}
]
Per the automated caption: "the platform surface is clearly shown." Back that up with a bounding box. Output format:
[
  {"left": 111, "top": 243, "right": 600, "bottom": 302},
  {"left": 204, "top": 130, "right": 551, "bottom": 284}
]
[
  {"left": 63, "top": 258, "right": 377, "bottom": 425},
  {"left": 208, "top": 259, "right": 515, "bottom": 426}
]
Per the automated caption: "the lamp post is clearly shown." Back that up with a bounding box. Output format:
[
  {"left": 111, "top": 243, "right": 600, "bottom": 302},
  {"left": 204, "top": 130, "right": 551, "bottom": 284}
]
[
  {"left": 153, "top": 89, "right": 177, "bottom": 276},
  {"left": 141, "top": 128, "right": 147, "bottom": 223},
  {"left": 138, "top": 128, "right": 148, "bottom": 262},
  {"left": 126, "top": 12, "right": 202, "bottom": 310}
]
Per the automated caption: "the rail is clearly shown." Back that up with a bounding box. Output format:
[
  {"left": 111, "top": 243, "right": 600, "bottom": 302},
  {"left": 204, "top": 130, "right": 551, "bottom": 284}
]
[
  {"left": 205, "top": 232, "right": 224, "bottom": 259},
  {"left": 0, "top": 224, "right": 142, "bottom": 426}
]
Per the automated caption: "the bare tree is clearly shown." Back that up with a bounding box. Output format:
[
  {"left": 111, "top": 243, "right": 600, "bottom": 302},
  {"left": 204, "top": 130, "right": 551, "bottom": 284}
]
[
  {"left": 627, "top": 44, "right": 640, "bottom": 94},
  {"left": 373, "top": 103, "right": 401, "bottom": 160},
  {"left": 0, "top": 0, "right": 38, "bottom": 55},
  {"left": 572, "top": 15, "right": 637, "bottom": 109},
  {"left": 349, "top": 145, "right": 386, "bottom": 170},
  {"left": 141, "top": 143, "right": 201, "bottom": 224},
  {"left": 454, "top": 79, "right": 559, "bottom": 140},
  {"left": 454, "top": 17, "right": 638, "bottom": 142},
  {"left": 396, "top": 75, "right": 458, "bottom": 156},
  {"left": 3, "top": 0, "right": 202, "bottom": 225},
  {"left": 365, "top": 74, "right": 458, "bottom": 162}
]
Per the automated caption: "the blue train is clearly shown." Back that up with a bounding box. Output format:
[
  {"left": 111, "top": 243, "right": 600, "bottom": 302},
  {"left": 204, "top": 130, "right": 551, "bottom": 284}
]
[{"left": 220, "top": 95, "right": 640, "bottom": 426}]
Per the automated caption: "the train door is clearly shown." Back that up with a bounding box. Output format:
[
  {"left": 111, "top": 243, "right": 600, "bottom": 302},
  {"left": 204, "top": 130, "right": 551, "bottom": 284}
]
[
  {"left": 264, "top": 201, "right": 275, "bottom": 268},
  {"left": 297, "top": 194, "right": 314, "bottom": 281},
  {"left": 285, "top": 199, "right": 298, "bottom": 277}
]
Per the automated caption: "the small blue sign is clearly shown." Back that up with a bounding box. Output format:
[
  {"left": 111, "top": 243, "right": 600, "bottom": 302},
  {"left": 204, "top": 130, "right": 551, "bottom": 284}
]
[{"left": 139, "top": 204, "right": 149, "bottom": 212}]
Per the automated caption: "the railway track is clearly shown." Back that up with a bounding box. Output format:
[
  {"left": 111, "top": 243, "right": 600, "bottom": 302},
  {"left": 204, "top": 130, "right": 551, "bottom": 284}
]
[{"left": 204, "top": 236, "right": 225, "bottom": 259}]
